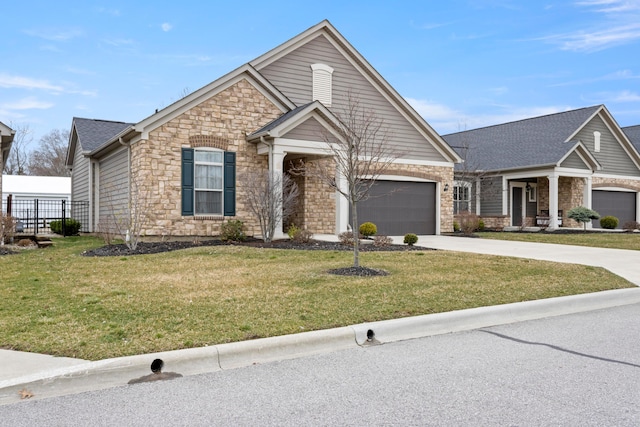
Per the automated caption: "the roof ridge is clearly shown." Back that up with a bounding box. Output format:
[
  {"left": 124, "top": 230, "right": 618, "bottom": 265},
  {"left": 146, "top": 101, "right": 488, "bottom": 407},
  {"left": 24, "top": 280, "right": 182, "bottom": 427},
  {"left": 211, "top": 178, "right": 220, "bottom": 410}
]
[
  {"left": 74, "top": 117, "right": 133, "bottom": 125},
  {"left": 444, "top": 105, "right": 602, "bottom": 136}
]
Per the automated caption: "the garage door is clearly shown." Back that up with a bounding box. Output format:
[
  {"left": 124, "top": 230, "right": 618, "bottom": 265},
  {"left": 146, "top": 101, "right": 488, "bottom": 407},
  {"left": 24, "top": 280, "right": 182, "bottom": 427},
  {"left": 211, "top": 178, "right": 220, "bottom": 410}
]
[
  {"left": 592, "top": 190, "right": 636, "bottom": 228},
  {"left": 353, "top": 181, "right": 436, "bottom": 235}
]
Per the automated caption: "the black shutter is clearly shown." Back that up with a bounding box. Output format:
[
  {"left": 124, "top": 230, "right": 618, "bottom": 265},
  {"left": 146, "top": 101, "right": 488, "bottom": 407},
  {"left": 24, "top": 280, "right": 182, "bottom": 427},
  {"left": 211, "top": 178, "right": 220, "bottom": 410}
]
[
  {"left": 181, "top": 148, "right": 194, "bottom": 216},
  {"left": 223, "top": 151, "right": 236, "bottom": 216}
]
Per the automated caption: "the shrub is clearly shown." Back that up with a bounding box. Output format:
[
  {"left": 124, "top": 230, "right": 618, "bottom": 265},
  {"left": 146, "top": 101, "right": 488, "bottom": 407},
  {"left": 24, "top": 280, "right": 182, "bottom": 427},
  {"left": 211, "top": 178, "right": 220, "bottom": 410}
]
[
  {"left": 599, "top": 216, "right": 619, "bottom": 230},
  {"left": 622, "top": 221, "right": 640, "bottom": 232},
  {"left": 220, "top": 220, "right": 246, "bottom": 242},
  {"left": 291, "top": 227, "right": 313, "bottom": 243},
  {"left": 403, "top": 233, "right": 418, "bottom": 246},
  {"left": 287, "top": 224, "right": 300, "bottom": 240},
  {"left": 338, "top": 231, "right": 355, "bottom": 246},
  {"left": 359, "top": 222, "right": 377, "bottom": 238},
  {"left": 477, "top": 219, "right": 485, "bottom": 231},
  {"left": 373, "top": 235, "right": 393, "bottom": 247},
  {"left": 458, "top": 211, "right": 480, "bottom": 235},
  {"left": 453, "top": 221, "right": 460, "bottom": 233},
  {"left": 1, "top": 214, "right": 16, "bottom": 244},
  {"left": 567, "top": 206, "right": 600, "bottom": 231},
  {"left": 49, "top": 218, "right": 82, "bottom": 236}
]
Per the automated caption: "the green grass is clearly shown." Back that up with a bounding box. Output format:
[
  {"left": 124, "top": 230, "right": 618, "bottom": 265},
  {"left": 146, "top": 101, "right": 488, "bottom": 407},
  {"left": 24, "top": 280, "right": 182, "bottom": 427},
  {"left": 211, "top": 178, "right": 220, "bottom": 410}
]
[
  {"left": 0, "top": 236, "right": 633, "bottom": 360},
  {"left": 476, "top": 231, "right": 640, "bottom": 250}
]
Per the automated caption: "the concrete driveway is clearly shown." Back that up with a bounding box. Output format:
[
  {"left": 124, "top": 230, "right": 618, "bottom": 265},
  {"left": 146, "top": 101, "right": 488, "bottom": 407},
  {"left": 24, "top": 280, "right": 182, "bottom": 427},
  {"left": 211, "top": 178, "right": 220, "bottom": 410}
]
[{"left": 398, "top": 235, "right": 640, "bottom": 286}]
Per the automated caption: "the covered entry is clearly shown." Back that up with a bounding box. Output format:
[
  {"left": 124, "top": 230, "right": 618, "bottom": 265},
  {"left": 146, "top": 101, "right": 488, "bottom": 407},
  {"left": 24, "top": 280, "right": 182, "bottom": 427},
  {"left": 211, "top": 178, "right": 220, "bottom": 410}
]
[
  {"left": 354, "top": 180, "right": 436, "bottom": 235},
  {"left": 592, "top": 190, "right": 637, "bottom": 228}
]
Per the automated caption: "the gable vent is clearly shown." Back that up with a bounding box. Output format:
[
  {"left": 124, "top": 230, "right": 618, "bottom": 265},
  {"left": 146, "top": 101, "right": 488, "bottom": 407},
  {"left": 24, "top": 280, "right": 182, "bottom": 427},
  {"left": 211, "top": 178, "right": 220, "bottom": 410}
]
[{"left": 311, "top": 63, "right": 334, "bottom": 106}]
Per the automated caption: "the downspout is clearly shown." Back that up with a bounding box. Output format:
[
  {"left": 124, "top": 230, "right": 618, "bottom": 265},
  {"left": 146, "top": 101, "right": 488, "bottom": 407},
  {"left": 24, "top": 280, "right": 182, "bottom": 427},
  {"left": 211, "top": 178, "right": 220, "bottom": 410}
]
[{"left": 119, "top": 137, "right": 132, "bottom": 242}]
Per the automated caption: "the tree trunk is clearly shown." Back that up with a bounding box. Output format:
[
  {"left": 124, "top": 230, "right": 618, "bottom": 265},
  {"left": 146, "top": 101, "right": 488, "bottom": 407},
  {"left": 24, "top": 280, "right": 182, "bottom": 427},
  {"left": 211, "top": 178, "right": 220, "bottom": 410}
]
[{"left": 351, "top": 200, "right": 360, "bottom": 268}]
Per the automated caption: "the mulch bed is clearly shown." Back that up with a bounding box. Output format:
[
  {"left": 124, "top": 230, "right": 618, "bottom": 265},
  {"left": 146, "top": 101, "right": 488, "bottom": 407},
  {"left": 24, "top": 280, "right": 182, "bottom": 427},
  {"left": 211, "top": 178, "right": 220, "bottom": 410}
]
[{"left": 81, "top": 238, "right": 428, "bottom": 276}]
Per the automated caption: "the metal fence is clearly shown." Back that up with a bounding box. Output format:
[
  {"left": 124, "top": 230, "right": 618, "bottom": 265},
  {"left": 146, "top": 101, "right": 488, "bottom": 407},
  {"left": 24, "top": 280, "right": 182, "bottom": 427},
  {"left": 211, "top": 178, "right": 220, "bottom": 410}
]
[{"left": 2, "top": 199, "right": 90, "bottom": 235}]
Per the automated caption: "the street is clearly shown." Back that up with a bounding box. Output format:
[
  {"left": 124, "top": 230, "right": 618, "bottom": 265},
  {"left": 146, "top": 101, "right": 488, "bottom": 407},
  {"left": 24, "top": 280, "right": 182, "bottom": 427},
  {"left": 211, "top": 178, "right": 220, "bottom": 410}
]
[{"left": 1, "top": 303, "right": 639, "bottom": 426}]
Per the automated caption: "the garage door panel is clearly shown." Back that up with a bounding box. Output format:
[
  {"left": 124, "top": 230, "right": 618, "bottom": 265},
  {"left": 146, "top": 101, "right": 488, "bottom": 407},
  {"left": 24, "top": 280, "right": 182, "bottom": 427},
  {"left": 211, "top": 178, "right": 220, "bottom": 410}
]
[
  {"left": 354, "top": 181, "right": 436, "bottom": 235},
  {"left": 592, "top": 190, "right": 636, "bottom": 228}
]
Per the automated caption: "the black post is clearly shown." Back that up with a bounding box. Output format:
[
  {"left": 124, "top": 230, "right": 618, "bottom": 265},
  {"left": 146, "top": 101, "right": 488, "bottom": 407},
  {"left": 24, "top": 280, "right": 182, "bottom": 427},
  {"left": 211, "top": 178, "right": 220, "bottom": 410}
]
[
  {"left": 62, "top": 199, "right": 67, "bottom": 237},
  {"left": 34, "top": 199, "right": 39, "bottom": 235}
]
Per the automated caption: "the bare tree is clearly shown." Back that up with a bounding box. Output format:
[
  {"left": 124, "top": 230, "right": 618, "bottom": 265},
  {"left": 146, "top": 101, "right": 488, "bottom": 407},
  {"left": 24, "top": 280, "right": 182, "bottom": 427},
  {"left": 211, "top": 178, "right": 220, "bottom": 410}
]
[
  {"left": 243, "top": 170, "right": 299, "bottom": 242},
  {"left": 292, "top": 92, "right": 400, "bottom": 268},
  {"left": 100, "top": 166, "right": 150, "bottom": 251},
  {"left": 5, "top": 123, "right": 33, "bottom": 175},
  {"left": 28, "top": 129, "right": 70, "bottom": 176}
]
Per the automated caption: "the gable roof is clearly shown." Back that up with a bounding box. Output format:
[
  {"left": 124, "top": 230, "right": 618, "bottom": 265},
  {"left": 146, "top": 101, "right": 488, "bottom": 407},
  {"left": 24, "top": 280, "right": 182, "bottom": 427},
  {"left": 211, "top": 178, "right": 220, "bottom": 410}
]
[
  {"left": 73, "top": 118, "right": 133, "bottom": 152},
  {"left": 623, "top": 125, "right": 640, "bottom": 151},
  {"left": 250, "top": 20, "right": 461, "bottom": 163},
  {"left": 66, "top": 117, "right": 133, "bottom": 166},
  {"left": 443, "top": 106, "right": 604, "bottom": 172},
  {"left": 75, "top": 20, "right": 460, "bottom": 164}
]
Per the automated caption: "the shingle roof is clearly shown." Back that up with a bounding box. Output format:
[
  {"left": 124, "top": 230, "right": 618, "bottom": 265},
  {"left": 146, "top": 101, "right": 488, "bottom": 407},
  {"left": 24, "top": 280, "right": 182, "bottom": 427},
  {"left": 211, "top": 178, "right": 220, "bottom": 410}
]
[
  {"left": 622, "top": 125, "right": 640, "bottom": 152},
  {"left": 442, "top": 105, "right": 601, "bottom": 172},
  {"left": 250, "top": 102, "right": 314, "bottom": 136},
  {"left": 73, "top": 117, "right": 133, "bottom": 152}
]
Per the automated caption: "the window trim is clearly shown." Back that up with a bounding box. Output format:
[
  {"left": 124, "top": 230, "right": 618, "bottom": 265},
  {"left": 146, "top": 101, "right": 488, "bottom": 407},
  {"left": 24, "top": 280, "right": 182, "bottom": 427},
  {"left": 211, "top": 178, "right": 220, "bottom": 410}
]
[
  {"left": 194, "top": 148, "right": 224, "bottom": 216},
  {"left": 453, "top": 180, "right": 472, "bottom": 214}
]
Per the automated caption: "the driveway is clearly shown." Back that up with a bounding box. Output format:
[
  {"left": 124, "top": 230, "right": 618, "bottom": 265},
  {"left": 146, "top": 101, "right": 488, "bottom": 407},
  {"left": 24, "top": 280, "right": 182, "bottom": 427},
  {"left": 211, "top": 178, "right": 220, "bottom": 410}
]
[{"left": 403, "top": 235, "right": 640, "bottom": 286}]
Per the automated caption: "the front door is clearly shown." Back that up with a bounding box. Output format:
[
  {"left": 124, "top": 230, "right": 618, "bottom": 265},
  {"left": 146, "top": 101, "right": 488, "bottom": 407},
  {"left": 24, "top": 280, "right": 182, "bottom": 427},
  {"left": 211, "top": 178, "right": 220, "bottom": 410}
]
[{"left": 512, "top": 187, "right": 523, "bottom": 226}]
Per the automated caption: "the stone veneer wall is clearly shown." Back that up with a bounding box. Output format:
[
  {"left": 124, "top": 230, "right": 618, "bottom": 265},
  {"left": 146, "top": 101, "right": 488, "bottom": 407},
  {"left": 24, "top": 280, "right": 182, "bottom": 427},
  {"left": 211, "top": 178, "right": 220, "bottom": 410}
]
[{"left": 131, "top": 79, "right": 282, "bottom": 237}]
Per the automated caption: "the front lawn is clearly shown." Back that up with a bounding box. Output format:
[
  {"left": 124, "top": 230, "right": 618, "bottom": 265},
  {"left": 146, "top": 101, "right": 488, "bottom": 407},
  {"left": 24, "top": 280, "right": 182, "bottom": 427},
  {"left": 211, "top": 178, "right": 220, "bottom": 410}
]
[
  {"left": 476, "top": 231, "right": 640, "bottom": 250},
  {"left": 0, "top": 236, "right": 632, "bottom": 360}
]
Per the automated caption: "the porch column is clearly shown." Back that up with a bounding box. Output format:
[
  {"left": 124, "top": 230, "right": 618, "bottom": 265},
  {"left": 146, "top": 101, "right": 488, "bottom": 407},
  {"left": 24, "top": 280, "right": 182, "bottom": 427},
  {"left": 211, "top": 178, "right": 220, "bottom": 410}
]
[
  {"left": 270, "top": 148, "right": 287, "bottom": 240},
  {"left": 584, "top": 176, "right": 593, "bottom": 229},
  {"left": 548, "top": 174, "right": 559, "bottom": 230},
  {"left": 335, "top": 163, "right": 349, "bottom": 233}
]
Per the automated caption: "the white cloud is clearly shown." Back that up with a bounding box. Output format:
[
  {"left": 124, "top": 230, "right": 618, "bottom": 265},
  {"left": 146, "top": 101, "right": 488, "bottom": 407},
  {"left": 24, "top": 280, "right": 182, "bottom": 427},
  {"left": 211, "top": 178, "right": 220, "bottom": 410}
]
[
  {"left": 0, "top": 74, "right": 63, "bottom": 92},
  {"left": 23, "top": 27, "right": 84, "bottom": 42},
  {"left": 552, "top": 23, "right": 640, "bottom": 52},
  {"left": 1, "top": 97, "right": 54, "bottom": 110},
  {"left": 161, "top": 23, "right": 173, "bottom": 32},
  {"left": 539, "top": 1, "right": 640, "bottom": 51}
]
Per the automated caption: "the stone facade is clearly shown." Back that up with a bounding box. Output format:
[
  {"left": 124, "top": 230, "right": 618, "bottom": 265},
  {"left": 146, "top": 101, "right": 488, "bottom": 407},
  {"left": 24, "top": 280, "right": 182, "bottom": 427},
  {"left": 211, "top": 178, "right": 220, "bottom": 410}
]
[
  {"left": 131, "top": 79, "right": 282, "bottom": 237},
  {"left": 121, "top": 79, "right": 456, "bottom": 238}
]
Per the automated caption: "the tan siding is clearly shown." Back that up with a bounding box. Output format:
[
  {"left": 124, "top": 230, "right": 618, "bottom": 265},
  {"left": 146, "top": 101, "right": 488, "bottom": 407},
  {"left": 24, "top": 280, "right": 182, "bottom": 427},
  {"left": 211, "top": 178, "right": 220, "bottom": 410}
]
[
  {"left": 282, "top": 117, "right": 326, "bottom": 142},
  {"left": 71, "top": 143, "right": 90, "bottom": 202},
  {"left": 98, "top": 148, "right": 129, "bottom": 229},
  {"left": 560, "top": 151, "right": 590, "bottom": 170},
  {"left": 575, "top": 116, "right": 640, "bottom": 176},
  {"left": 258, "top": 35, "right": 447, "bottom": 162}
]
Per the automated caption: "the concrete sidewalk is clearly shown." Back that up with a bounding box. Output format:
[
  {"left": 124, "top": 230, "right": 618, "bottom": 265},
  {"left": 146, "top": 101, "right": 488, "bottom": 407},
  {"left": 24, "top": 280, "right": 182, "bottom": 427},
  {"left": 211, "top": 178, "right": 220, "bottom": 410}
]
[{"left": 2, "top": 235, "right": 639, "bottom": 405}]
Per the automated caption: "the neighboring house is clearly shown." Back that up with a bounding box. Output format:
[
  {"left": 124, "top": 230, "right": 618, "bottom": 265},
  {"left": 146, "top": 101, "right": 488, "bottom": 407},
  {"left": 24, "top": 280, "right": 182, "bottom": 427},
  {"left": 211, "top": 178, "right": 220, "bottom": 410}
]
[
  {"left": 0, "top": 122, "right": 15, "bottom": 211},
  {"left": 65, "top": 20, "right": 460, "bottom": 238},
  {"left": 443, "top": 105, "right": 640, "bottom": 229}
]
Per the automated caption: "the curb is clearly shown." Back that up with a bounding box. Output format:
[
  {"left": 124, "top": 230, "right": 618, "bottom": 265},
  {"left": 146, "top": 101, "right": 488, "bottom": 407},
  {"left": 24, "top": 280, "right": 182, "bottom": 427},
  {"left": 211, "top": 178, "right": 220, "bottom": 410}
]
[{"left": 2, "top": 288, "right": 639, "bottom": 405}]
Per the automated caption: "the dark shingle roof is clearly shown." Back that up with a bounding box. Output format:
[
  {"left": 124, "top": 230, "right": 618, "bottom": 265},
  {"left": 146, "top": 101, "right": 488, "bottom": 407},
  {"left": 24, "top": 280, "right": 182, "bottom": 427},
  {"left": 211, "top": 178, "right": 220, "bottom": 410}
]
[
  {"left": 622, "top": 125, "right": 640, "bottom": 152},
  {"left": 250, "top": 102, "right": 313, "bottom": 136},
  {"left": 73, "top": 117, "right": 133, "bottom": 152},
  {"left": 443, "top": 105, "right": 601, "bottom": 172}
]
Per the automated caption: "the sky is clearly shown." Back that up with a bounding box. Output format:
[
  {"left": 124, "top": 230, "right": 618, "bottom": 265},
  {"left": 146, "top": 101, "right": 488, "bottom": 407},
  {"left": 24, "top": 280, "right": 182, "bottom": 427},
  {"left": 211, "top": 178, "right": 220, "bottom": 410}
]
[{"left": 2, "top": 0, "right": 640, "bottom": 147}]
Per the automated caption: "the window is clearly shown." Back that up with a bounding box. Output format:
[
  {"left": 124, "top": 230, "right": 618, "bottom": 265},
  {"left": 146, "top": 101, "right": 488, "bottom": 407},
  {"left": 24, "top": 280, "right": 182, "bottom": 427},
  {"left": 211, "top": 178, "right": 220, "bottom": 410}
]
[
  {"left": 181, "top": 148, "right": 235, "bottom": 216},
  {"left": 453, "top": 181, "right": 471, "bottom": 214},
  {"left": 594, "top": 131, "right": 601, "bottom": 152},
  {"left": 195, "top": 150, "right": 223, "bottom": 214}
]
